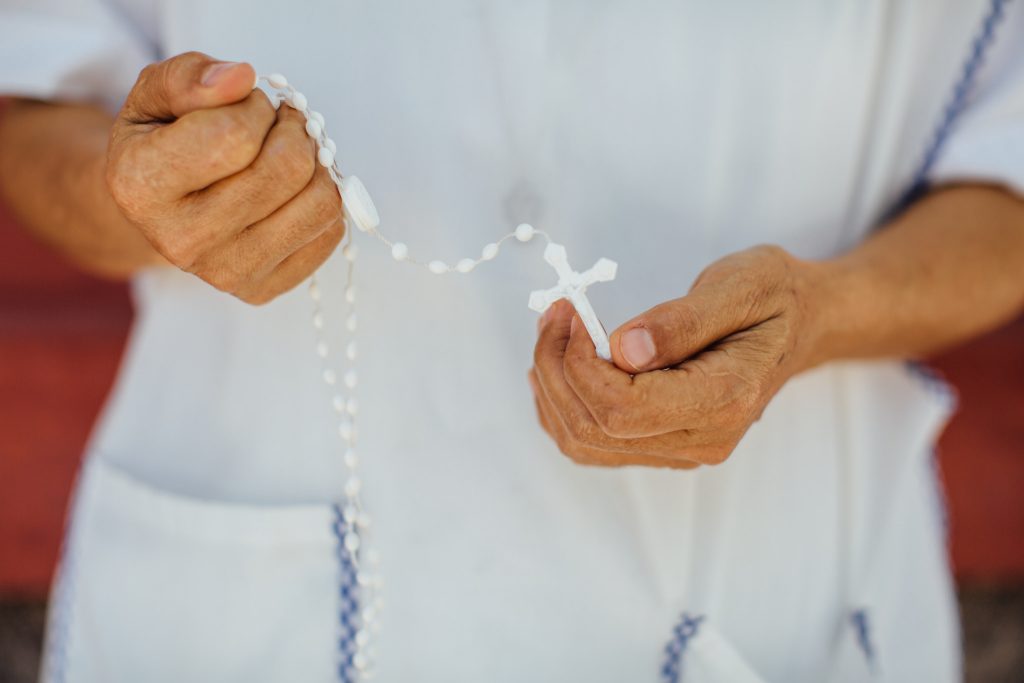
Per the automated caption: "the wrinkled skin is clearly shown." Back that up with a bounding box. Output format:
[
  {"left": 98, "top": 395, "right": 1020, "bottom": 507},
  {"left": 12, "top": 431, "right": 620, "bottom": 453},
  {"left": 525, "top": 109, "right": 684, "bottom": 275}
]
[
  {"left": 105, "top": 51, "right": 343, "bottom": 304},
  {"left": 530, "top": 245, "right": 818, "bottom": 469}
]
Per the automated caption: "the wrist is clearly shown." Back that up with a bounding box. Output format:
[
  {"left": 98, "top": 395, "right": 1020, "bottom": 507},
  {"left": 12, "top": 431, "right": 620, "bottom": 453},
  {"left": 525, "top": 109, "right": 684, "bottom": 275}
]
[{"left": 790, "top": 253, "right": 854, "bottom": 373}]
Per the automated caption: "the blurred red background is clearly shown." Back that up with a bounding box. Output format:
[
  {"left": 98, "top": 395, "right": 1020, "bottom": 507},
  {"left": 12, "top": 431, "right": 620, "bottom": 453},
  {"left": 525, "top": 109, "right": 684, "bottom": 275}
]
[{"left": 1, "top": 200, "right": 1023, "bottom": 596}]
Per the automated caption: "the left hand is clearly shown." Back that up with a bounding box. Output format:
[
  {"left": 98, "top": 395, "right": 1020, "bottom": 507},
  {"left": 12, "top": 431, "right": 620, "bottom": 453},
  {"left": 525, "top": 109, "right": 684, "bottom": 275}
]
[{"left": 529, "top": 245, "right": 821, "bottom": 469}]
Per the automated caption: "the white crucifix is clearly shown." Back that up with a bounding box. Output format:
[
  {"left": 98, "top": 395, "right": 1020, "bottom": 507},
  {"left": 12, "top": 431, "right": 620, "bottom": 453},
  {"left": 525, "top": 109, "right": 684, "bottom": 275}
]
[{"left": 529, "top": 242, "right": 618, "bottom": 360}]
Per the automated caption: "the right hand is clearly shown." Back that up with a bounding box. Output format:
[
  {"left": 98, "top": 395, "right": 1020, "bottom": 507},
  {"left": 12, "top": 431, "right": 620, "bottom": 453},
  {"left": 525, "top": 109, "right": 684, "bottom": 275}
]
[{"left": 106, "top": 51, "right": 344, "bottom": 304}]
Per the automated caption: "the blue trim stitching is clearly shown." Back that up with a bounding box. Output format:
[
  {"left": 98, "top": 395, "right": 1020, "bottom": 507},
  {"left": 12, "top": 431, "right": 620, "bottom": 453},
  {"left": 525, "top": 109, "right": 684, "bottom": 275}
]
[
  {"left": 893, "top": 0, "right": 1011, "bottom": 214},
  {"left": 332, "top": 504, "right": 361, "bottom": 682},
  {"left": 850, "top": 608, "right": 878, "bottom": 674},
  {"left": 660, "top": 613, "right": 705, "bottom": 683}
]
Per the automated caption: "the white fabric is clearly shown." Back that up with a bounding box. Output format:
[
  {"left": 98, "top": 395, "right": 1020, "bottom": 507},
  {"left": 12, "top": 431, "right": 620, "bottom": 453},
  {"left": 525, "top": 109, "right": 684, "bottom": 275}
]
[{"left": 3, "top": 1, "right": 1023, "bottom": 681}]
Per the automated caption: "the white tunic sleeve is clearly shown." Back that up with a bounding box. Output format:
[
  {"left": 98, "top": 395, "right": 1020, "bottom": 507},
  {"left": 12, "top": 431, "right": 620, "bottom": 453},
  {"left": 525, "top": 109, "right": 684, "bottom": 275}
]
[
  {"left": 928, "top": 1, "right": 1024, "bottom": 196},
  {"left": 0, "top": 0, "right": 157, "bottom": 111}
]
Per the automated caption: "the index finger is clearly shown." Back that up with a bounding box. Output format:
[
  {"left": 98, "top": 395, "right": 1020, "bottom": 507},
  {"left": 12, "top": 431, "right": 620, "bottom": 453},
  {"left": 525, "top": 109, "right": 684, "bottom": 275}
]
[{"left": 125, "top": 89, "right": 277, "bottom": 200}]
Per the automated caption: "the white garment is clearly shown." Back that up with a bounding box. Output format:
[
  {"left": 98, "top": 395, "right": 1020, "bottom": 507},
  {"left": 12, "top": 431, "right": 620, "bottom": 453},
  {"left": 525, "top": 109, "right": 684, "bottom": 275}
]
[{"left": 3, "top": 1, "right": 1023, "bottom": 681}]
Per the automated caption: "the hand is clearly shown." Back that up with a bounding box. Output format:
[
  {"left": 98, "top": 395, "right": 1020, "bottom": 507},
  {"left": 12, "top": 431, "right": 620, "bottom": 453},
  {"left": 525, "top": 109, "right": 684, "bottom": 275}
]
[
  {"left": 105, "top": 52, "right": 344, "bottom": 304},
  {"left": 530, "top": 245, "right": 821, "bottom": 469}
]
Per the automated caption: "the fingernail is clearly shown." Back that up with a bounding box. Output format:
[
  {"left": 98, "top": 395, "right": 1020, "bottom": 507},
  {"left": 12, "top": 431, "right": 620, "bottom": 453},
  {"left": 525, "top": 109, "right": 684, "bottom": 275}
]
[
  {"left": 570, "top": 316, "right": 579, "bottom": 335},
  {"left": 621, "top": 327, "right": 656, "bottom": 370},
  {"left": 202, "top": 61, "right": 240, "bottom": 86}
]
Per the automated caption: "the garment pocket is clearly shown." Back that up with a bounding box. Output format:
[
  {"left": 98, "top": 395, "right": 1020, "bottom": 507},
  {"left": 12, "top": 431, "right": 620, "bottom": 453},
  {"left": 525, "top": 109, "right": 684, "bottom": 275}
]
[{"left": 44, "top": 456, "right": 341, "bottom": 683}]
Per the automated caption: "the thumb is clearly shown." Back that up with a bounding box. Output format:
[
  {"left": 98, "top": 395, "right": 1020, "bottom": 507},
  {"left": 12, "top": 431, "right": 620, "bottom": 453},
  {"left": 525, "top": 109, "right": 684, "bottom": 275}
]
[
  {"left": 121, "top": 51, "right": 256, "bottom": 123},
  {"left": 609, "top": 291, "right": 747, "bottom": 373}
]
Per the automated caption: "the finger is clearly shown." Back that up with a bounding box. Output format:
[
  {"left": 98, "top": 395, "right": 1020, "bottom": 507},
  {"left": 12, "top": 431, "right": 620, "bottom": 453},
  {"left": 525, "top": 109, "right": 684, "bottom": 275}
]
[
  {"left": 121, "top": 51, "right": 257, "bottom": 123},
  {"left": 189, "top": 164, "right": 342, "bottom": 291},
  {"left": 608, "top": 288, "right": 750, "bottom": 373},
  {"left": 530, "top": 370, "right": 696, "bottom": 470},
  {"left": 562, "top": 313, "right": 727, "bottom": 437},
  {"left": 238, "top": 216, "right": 345, "bottom": 305},
  {"left": 143, "top": 89, "right": 277, "bottom": 198},
  {"left": 534, "top": 305, "right": 709, "bottom": 463},
  {"left": 191, "top": 104, "right": 317, "bottom": 228}
]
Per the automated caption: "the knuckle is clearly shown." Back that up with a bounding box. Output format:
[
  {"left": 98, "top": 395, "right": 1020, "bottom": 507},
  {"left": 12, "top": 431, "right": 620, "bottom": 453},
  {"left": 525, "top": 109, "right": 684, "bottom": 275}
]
[
  {"left": 699, "top": 446, "right": 732, "bottom": 466},
  {"left": 134, "top": 62, "right": 159, "bottom": 96},
  {"left": 565, "top": 414, "right": 599, "bottom": 446},
  {"left": 560, "top": 443, "right": 592, "bottom": 465},
  {"left": 270, "top": 138, "right": 316, "bottom": 188},
  {"left": 150, "top": 232, "right": 198, "bottom": 268},
  {"left": 722, "top": 383, "right": 761, "bottom": 425},
  {"left": 309, "top": 178, "right": 343, "bottom": 227},
  {"left": 668, "top": 460, "right": 701, "bottom": 471},
  {"left": 239, "top": 287, "right": 276, "bottom": 306},
  {"left": 561, "top": 352, "right": 588, "bottom": 386},
  {"left": 203, "top": 266, "right": 243, "bottom": 294},
  {"left": 664, "top": 301, "right": 702, "bottom": 345},
  {"left": 591, "top": 401, "right": 632, "bottom": 437},
  {"left": 105, "top": 145, "right": 145, "bottom": 206},
  {"left": 225, "top": 121, "right": 264, "bottom": 165},
  {"left": 105, "top": 165, "right": 136, "bottom": 213}
]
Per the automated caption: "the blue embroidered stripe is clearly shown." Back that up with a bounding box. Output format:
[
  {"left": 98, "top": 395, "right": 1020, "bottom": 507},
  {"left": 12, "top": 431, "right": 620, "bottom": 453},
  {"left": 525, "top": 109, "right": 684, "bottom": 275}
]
[
  {"left": 893, "top": 0, "right": 1011, "bottom": 214},
  {"left": 660, "top": 613, "right": 705, "bottom": 683},
  {"left": 332, "top": 504, "right": 362, "bottom": 682},
  {"left": 850, "top": 608, "right": 878, "bottom": 673}
]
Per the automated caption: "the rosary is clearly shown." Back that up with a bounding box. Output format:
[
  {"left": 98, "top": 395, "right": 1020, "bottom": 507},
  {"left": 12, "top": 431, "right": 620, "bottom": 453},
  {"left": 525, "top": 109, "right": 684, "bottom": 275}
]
[{"left": 257, "top": 73, "right": 619, "bottom": 679}]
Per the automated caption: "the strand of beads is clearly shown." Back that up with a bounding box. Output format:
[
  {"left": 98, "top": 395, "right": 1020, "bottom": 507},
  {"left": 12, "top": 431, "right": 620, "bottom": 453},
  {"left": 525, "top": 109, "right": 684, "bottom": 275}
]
[
  {"left": 309, "top": 240, "right": 382, "bottom": 680},
  {"left": 259, "top": 73, "right": 548, "bottom": 264},
  {"left": 257, "top": 72, "right": 551, "bottom": 681}
]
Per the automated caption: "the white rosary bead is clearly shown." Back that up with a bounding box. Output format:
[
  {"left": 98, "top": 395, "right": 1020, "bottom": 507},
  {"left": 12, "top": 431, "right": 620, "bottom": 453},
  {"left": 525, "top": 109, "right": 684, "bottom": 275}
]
[
  {"left": 357, "top": 511, "right": 372, "bottom": 529},
  {"left": 266, "top": 73, "right": 288, "bottom": 89},
  {"left": 343, "top": 243, "right": 358, "bottom": 262},
  {"left": 316, "top": 341, "right": 329, "bottom": 358},
  {"left": 324, "top": 137, "right": 337, "bottom": 155},
  {"left": 343, "top": 504, "right": 359, "bottom": 523},
  {"left": 356, "top": 629, "right": 371, "bottom": 647},
  {"left": 428, "top": 260, "right": 449, "bottom": 274},
  {"left": 317, "top": 146, "right": 335, "bottom": 168},
  {"left": 346, "top": 314, "right": 358, "bottom": 332},
  {"left": 309, "top": 110, "right": 325, "bottom": 128},
  {"left": 344, "top": 476, "right": 362, "bottom": 497},
  {"left": 346, "top": 397, "right": 359, "bottom": 416},
  {"left": 481, "top": 243, "right": 499, "bottom": 260},
  {"left": 333, "top": 394, "right": 346, "bottom": 413},
  {"left": 338, "top": 419, "right": 354, "bottom": 441},
  {"left": 312, "top": 311, "right": 324, "bottom": 329},
  {"left": 290, "top": 91, "right": 308, "bottom": 112},
  {"left": 340, "top": 176, "right": 380, "bottom": 233},
  {"left": 345, "top": 341, "right": 358, "bottom": 361},
  {"left": 344, "top": 448, "right": 359, "bottom": 469},
  {"left": 515, "top": 223, "right": 536, "bottom": 242},
  {"left": 308, "top": 281, "right": 321, "bottom": 301},
  {"left": 323, "top": 369, "right": 337, "bottom": 385},
  {"left": 390, "top": 242, "right": 408, "bottom": 261},
  {"left": 344, "top": 286, "right": 356, "bottom": 303},
  {"left": 344, "top": 369, "right": 358, "bottom": 389},
  {"left": 305, "top": 118, "right": 323, "bottom": 139},
  {"left": 353, "top": 652, "right": 369, "bottom": 672},
  {"left": 344, "top": 531, "right": 361, "bottom": 553},
  {"left": 455, "top": 258, "right": 476, "bottom": 273},
  {"left": 362, "top": 606, "right": 377, "bottom": 624}
]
